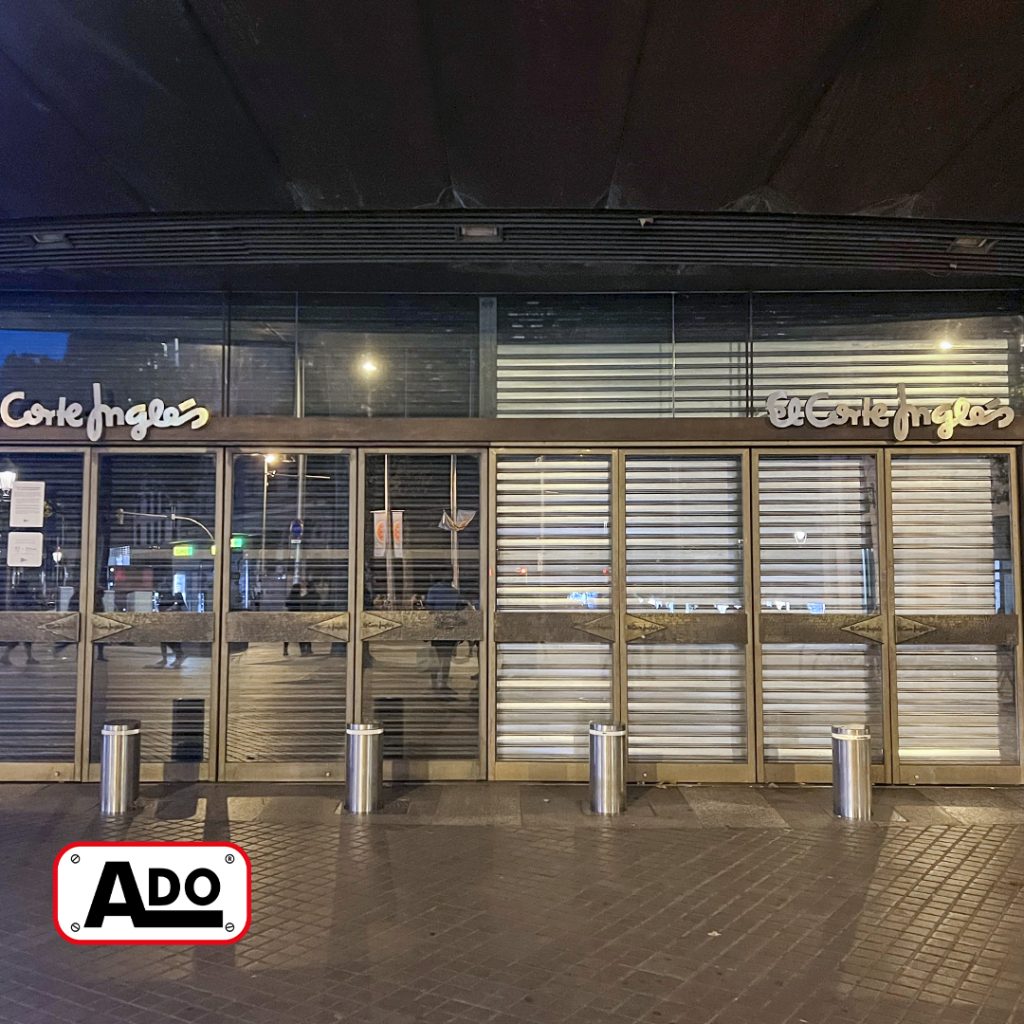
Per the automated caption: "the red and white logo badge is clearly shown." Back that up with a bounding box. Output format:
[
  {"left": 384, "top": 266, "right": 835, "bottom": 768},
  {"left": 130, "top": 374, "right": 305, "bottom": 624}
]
[{"left": 54, "top": 842, "right": 250, "bottom": 945}]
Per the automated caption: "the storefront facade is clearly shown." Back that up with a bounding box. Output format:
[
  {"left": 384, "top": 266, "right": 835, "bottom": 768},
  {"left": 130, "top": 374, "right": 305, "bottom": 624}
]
[{"left": 0, "top": 289, "right": 1021, "bottom": 785}]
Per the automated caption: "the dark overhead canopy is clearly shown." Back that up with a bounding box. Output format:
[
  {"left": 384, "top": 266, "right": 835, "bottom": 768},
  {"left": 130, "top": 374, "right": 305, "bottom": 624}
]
[
  {"left": 1, "top": 0, "right": 1022, "bottom": 221},
  {"left": 1, "top": 2, "right": 1024, "bottom": 293}
]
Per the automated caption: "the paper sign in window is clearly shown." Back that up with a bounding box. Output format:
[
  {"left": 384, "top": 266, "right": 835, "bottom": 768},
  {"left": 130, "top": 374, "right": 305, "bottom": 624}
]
[
  {"left": 7, "top": 531, "right": 43, "bottom": 567},
  {"left": 10, "top": 481, "right": 45, "bottom": 528}
]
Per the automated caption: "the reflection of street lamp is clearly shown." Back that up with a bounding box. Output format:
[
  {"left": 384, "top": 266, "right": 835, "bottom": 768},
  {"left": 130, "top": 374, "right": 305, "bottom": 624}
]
[
  {"left": 357, "top": 353, "right": 380, "bottom": 417},
  {"left": 115, "top": 508, "right": 214, "bottom": 542},
  {"left": 260, "top": 454, "right": 280, "bottom": 597},
  {"left": 0, "top": 462, "right": 16, "bottom": 497}
]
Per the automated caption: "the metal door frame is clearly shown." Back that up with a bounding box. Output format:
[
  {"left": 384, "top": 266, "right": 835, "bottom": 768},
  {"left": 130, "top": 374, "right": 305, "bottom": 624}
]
[
  {"left": 752, "top": 447, "right": 894, "bottom": 785},
  {"left": 355, "top": 447, "right": 488, "bottom": 781},
  {"left": 217, "top": 447, "right": 357, "bottom": 782},
  {"left": 83, "top": 446, "right": 225, "bottom": 783},
  {"left": 884, "top": 446, "right": 1024, "bottom": 785}
]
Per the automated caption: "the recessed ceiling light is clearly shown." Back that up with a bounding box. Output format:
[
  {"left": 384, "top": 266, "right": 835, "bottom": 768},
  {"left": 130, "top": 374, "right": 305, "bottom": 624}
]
[
  {"left": 30, "top": 231, "right": 72, "bottom": 249},
  {"left": 457, "top": 224, "right": 502, "bottom": 241},
  {"left": 948, "top": 236, "right": 996, "bottom": 253}
]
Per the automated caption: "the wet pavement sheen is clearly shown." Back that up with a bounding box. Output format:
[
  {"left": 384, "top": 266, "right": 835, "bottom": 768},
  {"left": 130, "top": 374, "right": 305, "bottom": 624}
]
[{"left": 2, "top": 782, "right": 1024, "bottom": 1023}]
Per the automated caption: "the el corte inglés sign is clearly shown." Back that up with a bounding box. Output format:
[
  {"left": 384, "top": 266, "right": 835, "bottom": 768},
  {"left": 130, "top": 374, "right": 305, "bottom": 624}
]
[
  {"left": 766, "top": 384, "right": 1015, "bottom": 441},
  {"left": 0, "top": 383, "right": 210, "bottom": 442}
]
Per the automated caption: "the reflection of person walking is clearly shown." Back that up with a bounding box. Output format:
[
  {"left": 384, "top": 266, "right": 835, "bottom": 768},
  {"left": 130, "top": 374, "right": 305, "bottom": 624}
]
[
  {"left": 300, "top": 581, "right": 319, "bottom": 656},
  {"left": 283, "top": 581, "right": 303, "bottom": 656},
  {"left": 0, "top": 571, "right": 39, "bottom": 666},
  {"left": 157, "top": 593, "right": 187, "bottom": 668},
  {"left": 425, "top": 577, "right": 467, "bottom": 696}
]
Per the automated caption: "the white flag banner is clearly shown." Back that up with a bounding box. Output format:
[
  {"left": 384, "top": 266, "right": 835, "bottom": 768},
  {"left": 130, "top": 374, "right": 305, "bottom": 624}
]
[
  {"left": 372, "top": 511, "right": 388, "bottom": 557},
  {"left": 391, "top": 511, "right": 404, "bottom": 559}
]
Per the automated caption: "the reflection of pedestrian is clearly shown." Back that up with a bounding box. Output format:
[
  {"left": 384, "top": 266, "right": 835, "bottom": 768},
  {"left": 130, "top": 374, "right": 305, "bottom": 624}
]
[
  {"left": 1, "top": 572, "right": 39, "bottom": 666},
  {"left": 425, "top": 577, "right": 467, "bottom": 695},
  {"left": 283, "top": 582, "right": 302, "bottom": 656},
  {"left": 157, "top": 592, "right": 187, "bottom": 668},
  {"left": 300, "top": 581, "right": 319, "bottom": 656}
]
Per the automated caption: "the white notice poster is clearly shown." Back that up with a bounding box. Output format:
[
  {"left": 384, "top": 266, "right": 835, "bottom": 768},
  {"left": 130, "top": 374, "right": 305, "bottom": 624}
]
[
  {"left": 10, "top": 481, "right": 45, "bottom": 528},
  {"left": 7, "top": 531, "right": 43, "bottom": 567}
]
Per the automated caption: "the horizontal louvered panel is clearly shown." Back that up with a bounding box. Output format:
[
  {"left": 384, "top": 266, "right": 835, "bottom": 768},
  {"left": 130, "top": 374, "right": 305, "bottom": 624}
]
[
  {"left": 89, "top": 646, "right": 210, "bottom": 763},
  {"left": 627, "top": 645, "right": 746, "bottom": 762},
  {"left": 758, "top": 455, "right": 879, "bottom": 615},
  {"left": 363, "top": 641, "right": 479, "bottom": 760},
  {"left": 761, "top": 644, "right": 885, "bottom": 763},
  {"left": 891, "top": 455, "right": 1013, "bottom": 615},
  {"left": 496, "top": 643, "right": 612, "bottom": 761},
  {"left": 0, "top": 648, "right": 76, "bottom": 761},
  {"left": 496, "top": 456, "right": 611, "bottom": 612},
  {"left": 897, "top": 646, "right": 1017, "bottom": 764},
  {"left": 626, "top": 456, "right": 744, "bottom": 611},
  {"left": 226, "top": 643, "right": 346, "bottom": 763}
]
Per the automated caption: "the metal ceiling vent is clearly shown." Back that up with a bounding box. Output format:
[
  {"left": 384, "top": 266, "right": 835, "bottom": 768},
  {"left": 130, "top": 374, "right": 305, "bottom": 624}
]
[{"left": 457, "top": 224, "right": 502, "bottom": 241}]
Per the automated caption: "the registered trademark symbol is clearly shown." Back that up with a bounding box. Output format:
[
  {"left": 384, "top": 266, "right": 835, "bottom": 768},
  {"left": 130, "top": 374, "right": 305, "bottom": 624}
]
[
  {"left": 69, "top": 854, "right": 80, "bottom": 864},
  {"left": 224, "top": 853, "right": 235, "bottom": 864},
  {"left": 225, "top": 922, "right": 235, "bottom": 933},
  {"left": 70, "top": 923, "right": 80, "bottom": 933}
]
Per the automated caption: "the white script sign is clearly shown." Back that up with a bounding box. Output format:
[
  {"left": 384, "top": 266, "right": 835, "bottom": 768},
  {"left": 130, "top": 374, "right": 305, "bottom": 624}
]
[
  {"left": 765, "top": 384, "right": 1015, "bottom": 442},
  {"left": 0, "top": 383, "right": 210, "bottom": 442}
]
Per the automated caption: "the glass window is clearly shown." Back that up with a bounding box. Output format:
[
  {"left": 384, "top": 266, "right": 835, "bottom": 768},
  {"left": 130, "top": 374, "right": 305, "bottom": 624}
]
[
  {"left": 300, "top": 295, "right": 480, "bottom": 417},
  {"left": 230, "top": 452, "right": 350, "bottom": 612},
  {"left": 0, "top": 293, "right": 225, "bottom": 414},
  {"left": 228, "top": 294, "right": 296, "bottom": 416}
]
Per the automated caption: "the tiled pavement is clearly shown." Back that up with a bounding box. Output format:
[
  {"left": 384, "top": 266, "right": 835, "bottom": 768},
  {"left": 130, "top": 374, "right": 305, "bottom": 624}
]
[{"left": 2, "top": 782, "right": 1024, "bottom": 1024}]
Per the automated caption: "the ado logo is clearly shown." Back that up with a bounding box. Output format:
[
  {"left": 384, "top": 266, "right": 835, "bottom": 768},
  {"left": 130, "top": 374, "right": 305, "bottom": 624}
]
[{"left": 53, "top": 842, "right": 250, "bottom": 944}]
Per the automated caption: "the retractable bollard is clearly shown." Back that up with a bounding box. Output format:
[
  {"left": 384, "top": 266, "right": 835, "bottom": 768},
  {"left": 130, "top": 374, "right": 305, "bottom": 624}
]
[
  {"left": 589, "top": 721, "right": 626, "bottom": 815},
  {"left": 100, "top": 719, "right": 141, "bottom": 817},
  {"left": 345, "top": 722, "right": 384, "bottom": 814},
  {"left": 832, "top": 724, "right": 872, "bottom": 821}
]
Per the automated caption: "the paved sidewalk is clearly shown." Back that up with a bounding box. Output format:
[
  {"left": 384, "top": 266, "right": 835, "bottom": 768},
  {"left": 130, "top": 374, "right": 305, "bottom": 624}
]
[{"left": 2, "top": 783, "right": 1024, "bottom": 1023}]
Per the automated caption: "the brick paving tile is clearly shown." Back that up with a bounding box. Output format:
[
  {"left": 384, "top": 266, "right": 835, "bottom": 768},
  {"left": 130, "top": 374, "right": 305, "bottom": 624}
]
[{"left": 2, "top": 784, "right": 1024, "bottom": 1022}]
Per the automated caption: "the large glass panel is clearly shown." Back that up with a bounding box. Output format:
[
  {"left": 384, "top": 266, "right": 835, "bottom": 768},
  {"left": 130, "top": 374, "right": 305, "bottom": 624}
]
[
  {"left": 627, "top": 644, "right": 746, "bottom": 763},
  {"left": 892, "top": 453, "right": 1018, "bottom": 764},
  {"left": 496, "top": 295, "right": 673, "bottom": 417},
  {"left": 752, "top": 291, "right": 1021, "bottom": 413},
  {"left": 229, "top": 452, "right": 349, "bottom": 613},
  {"left": 0, "top": 453, "right": 83, "bottom": 762},
  {"left": 624, "top": 455, "right": 747, "bottom": 763},
  {"left": 626, "top": 456, "right": 743, "bottom": 612},
  {"left": 226, "top": 452, "right": 349, "bottom": 765},
  {"left": 496, "top": 455, "right": 611, "bottom": 612},
  {"left": 891, "top": 454, "right": 1013, "bottom": 615},
  {"left": 301, "top": 295, "right": 480, "bottom": 417},
  {"left": 228, "top": 294, "right": 296, "bottom": 416},
  {"left": 758, "top": 455, "right": 884, "bottom": 764},
  {"left": 495, "top": 454, "right": 612, "bottom": 760},
  {"left": 761, "top": 644, "right": 885, "bottom": 763},
  {"left": 496, "top": 644, "right": 611, "bottom": 760},
  {"left": 758, "top": 455, "right": 879, "bottom": 615},
  {"left": 0, "top": 293, "right": 225, "bottom": 414},
  {"left": 361, "top": 454, "right": 480, "bottom": 761},
  {"left": 90, "top": 453, "right": 216, "bottom": 764}
]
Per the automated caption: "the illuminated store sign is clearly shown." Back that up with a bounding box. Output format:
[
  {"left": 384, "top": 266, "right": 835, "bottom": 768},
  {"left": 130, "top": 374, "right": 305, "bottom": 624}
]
[
  {"left": 765, "top": 384, "right": 1014, "bottom": 441},
  {"left": 0, "top": 383, "right": 211, "bottom": 442}
]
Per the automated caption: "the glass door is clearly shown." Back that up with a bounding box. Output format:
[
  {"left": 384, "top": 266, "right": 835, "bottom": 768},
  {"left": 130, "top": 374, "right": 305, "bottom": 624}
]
[
  {"left": 622, "top": 453, "right": 753, "bottom": 781},
  {"left": 0, "top": 451, "right": 85, "bottom": 781},
  {"left": 754, "top": 452, "right": 890, "bottom": 783},
  {"left": 221, "top": 450, "right": 353, "bottom": 781},
  {"left": 889, "top": 451, "right": 1021, "bottom": 783},
  {"left": 356, "top": 451, "right": 484, "bottom": 779},
  {"left": 88, "top": 451, "right": 219, "bottom": 781},
  {"left": 492, "top": 452, "right": 614, "bottom": 780}
]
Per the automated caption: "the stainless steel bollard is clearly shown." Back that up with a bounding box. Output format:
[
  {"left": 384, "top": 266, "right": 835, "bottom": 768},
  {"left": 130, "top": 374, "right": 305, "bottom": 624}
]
[
  {"left": 345, "top": 722, "right": 384, "bottom": 814},
  {"left": 589, "top": 721, "right": 626, "bottom": 815},
  {"left": 100, "top": 719, "right": 141, "bottom": 817},
  {"left": 832, "top": 724, "right": 872, "bottom": 821}
]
